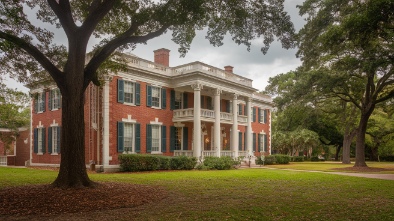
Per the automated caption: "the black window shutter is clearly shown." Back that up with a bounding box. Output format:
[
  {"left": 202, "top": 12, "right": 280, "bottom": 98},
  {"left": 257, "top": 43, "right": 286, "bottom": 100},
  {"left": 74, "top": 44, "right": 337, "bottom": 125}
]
[
  {"left": 146, "top": 85, "right": 152, "bottom": 107},
  {"left": 258, "top": 108, "right": 261, "bottom": 122},
  {"left": 253, "top": 133, "right": 256, "bottom": 151},
  {"left": 42, "top": 92, "right": 46, "bottom": 112},
  {"left": 34, "top": 128, "right": 38, "bottom": 153},
  {"left": 146, "top": 124, "right": 152, "bottom": 152},
  {"left": 135, "top": 123, "right": 141, "bottom": 153},
  {"left": 135, "top": 82, "right": 140, "bottom": 106},
  {"left": 238, "top": 132, "right": 242, "bottom": 151},
  {"left": 161, "top": 126, "right": 166, "bottom": 152},
  {"left": 258, "top": 134, "right": 261, "bottom": 152},
  {"left": 117, "top": 79, "right": 124, "bottom": 103},
  {"left": 161, "top": 88, "right": 166, "bottom": 109},
  {"left": 170, "top": 90, "right": 175, "bottom": 110},
  {"left": 253, "top": 107, "right": 256, "bottom": 122},
  {"left": 48, "top": 127, "right": 52, "bottom": 154},
  {"left": 117, "top": 122, "right": 124, "bottom": 153},
  {"left": 48, "top": 90, "right": 52, "bottom": 111},
  {"left": 170, "top": 126, "right": 175, "bottom": 152},
  {"left": 42, "top": 128, "right": 46, "bottom": 153},
  {"left": 183, "top": 127, "right": 188, "bottom": 150}
]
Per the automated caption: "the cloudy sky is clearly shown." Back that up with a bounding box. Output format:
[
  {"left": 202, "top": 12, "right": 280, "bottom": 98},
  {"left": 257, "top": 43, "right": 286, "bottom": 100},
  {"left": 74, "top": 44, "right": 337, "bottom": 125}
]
[{"left": 6, "top": 0, "right": 306, "bottom": 93}]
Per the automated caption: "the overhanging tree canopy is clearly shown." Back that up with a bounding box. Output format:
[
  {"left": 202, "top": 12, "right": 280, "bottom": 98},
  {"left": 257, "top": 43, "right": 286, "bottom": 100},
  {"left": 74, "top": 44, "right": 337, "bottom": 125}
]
[{"left": 0, "top": 0, "right": 295, "bottom": 188}]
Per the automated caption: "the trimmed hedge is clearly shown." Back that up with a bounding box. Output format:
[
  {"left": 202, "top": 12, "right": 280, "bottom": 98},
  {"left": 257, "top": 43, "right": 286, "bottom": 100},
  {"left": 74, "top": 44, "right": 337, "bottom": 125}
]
[
  {"left": 274, "top": 154, "right": 291, "bottom": 164},
  {"left": 292, "top": 156, "right": 304, "bottom": 162},
  {"left": 255, "top": 155, "right": 276, "bottom": 165},
  {"left": 199, "top": 156, "right": 238, "bottom": 170},
  {"left": 119, "top": 154, "right": 197, "bottom": 172}
]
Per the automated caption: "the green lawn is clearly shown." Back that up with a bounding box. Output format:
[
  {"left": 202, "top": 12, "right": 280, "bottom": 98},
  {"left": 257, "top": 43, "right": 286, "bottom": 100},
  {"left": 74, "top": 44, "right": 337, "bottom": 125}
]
[
  {"left": 264, "top": 161, "right": 394, "bottom": 173},
  {"left": 1, "top": 166, "right": 394, "bottom": 220}
]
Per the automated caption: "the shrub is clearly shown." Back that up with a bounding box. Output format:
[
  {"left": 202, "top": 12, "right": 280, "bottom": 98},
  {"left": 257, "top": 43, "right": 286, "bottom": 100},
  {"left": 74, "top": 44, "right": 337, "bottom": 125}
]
[
  {"left": 311, "top": 156, "right": 319, "bottom": 162},
  {"left": 201, "top": 156, "right": 237, "bottom": 170},
  {"left": 119, "top": 155, "right": 197, "bottom": 172},
  {"left": 292, "top": 156, "right": 304, "bottom": 162},
  {"left": 170, "top": 156, "right": 197, "bottom": 170},
  {"left": 274, "top": 154, "right": 290, "bottom": 164},
  {"left": 118, "top": 154, "right": 160, "bottom": 172},
  {"left": 380, "top": 156, "right": 394, "bottom": 162}
]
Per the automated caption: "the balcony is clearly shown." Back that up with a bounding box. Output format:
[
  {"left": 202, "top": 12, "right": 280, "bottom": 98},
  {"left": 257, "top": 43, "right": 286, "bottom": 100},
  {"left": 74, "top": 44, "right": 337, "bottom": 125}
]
[{"left": 173, "top": 108, "right": 248, "bottom": 125}]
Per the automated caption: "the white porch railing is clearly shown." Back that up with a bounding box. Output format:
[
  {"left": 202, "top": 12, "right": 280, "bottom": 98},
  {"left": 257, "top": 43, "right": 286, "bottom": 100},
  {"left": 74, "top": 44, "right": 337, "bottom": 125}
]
[
  {"left": 238, "top": 151, "right": 248, "bottom": 157},
  {"left": 173, "top": 108, "right": 194, "bottom": 118},
  {"left": 220, "top": 112, "right": 232, "bottom": 121},
  {"left": 220, "top": 151, "right": 234, "bottom": 157},
  {"left": 237, "top": 115, "right": 248, "bottom": 124},
  {"left": 202, "top": 151, "right": 216, "bottom": 157},
  {"left": 0, "top": 156, "right": 7, "bottom": 165},
  {"left": 173, "top": 150, "right": 193, "bottom": 157}
]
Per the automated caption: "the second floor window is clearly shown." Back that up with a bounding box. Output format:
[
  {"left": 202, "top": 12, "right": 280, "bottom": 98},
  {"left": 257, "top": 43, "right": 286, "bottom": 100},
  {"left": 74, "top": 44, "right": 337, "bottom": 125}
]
[
  {"left": 49, "top": 89, "right": 61, "bottom": 110},
  {"left": 35, "top": 92, "right": 46, "bottom": 113},
  {"left": 151, "top": 87, "right": 160, "bottom": 108},
  {"left": 147, "top": 85, "right": 166, "bottom": 109},
  {"left": 117, "top": 79, "right": 140, "bottom": 105}
]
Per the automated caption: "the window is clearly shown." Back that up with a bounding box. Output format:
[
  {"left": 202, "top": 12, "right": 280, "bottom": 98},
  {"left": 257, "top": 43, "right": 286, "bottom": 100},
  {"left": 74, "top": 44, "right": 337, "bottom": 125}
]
[
  {"left": 34, "top": 128, "right": 46, "bottom": 154},
  {"left": 258, "top": 134, "right": 267, "bottom": 152},
  {"left": 49, "top": 89, "right": 61, "bottom": 110},
  {"left": 174, "top": 91, "right": 183, "bottom": 110},
  {"left": 117, "top": 79, "right": 140, "bottom": 105},
  {"left": 117, "top": 122, "right": 141, "bottom": 153},
  {"left": 147, "top": 124, "right": 167, "bottom": 153},
  {"left": 49, "top": 126, "right": 61, "bottom": 154},
  {"left": 259, "top": 108, "right": 268, "bottom": 124},
  {"left": 151, "top": 125, "right": 160, "bottom": 152},
  {"left": 151, "top": 87, "right": 160, "bottom": 108},
  {"left": 147, "top": 85, "right": 166, "bottom": 109},
  {"left": 170, "top": 126, "right": 188, "bottom": 152},
  {"left": 201, "top": 95, "right": 213, "bottom": 110},
  {"left": 35, "top": 92, "right": 46, "bottom": 113},
  {"left": 174, "top": 127, "right": 182, "bottom": 150},
  {"left": 124, "top": 81, "right": 134, "bottom": 103},
  {"left": 124, "top": 123, "right": 134, "bottom": 152}
]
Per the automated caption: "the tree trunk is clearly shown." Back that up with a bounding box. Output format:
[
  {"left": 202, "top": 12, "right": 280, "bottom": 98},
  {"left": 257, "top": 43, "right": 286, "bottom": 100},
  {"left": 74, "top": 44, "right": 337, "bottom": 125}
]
[
  {"left": 335, "top": 145, "right": 341, "bottom": 161},
  {"left": 51, "top": 33, "right": 94, "bottom": 188},
  {"left": 342, "top": 132, "right": 355, "bottom": 164},
  {"left": 354, "top": 113, "right": 371, "bottom": 167},
  {"left": 52, "top": 86, "right": 94, "bottom": 188}
]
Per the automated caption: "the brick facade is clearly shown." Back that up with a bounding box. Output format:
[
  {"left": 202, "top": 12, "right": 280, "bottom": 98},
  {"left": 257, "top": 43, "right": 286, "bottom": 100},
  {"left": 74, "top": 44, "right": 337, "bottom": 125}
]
[{"left": 27, "top": 49, "right": 273, "bottom": 169}]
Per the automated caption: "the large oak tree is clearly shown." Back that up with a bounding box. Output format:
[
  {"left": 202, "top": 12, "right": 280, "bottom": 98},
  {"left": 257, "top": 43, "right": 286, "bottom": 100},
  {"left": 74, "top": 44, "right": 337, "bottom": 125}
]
[
  {"left": 297, "top": 0, "right": 394, "bottom": 167},
  {"left": 0, "top": 0, "right": 295, "bottom": 188}
]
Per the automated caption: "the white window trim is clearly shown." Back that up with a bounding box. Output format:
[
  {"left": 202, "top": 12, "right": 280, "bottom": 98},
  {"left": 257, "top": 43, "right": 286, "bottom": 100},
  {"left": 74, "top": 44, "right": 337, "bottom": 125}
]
[
  {"left": 37, "top": 91, "right": 45, "bottom": 113},
  {"left": 124, "top": 80, "right": 136, "bottom": 106},
  {"left": 150, "top": 118, "right": 162, "bottom": 154},
  {"left": 36, "top": 122, "right": 44, "bottom": 155},
  {"left": 150, "top": 85, "right": 161, "bottom": 109},
  {"left": 122, "top": 115, "right": 138, "bottom": 154},
  {"left": 51, "top": 89, "right": 60, "bottom": 111}
]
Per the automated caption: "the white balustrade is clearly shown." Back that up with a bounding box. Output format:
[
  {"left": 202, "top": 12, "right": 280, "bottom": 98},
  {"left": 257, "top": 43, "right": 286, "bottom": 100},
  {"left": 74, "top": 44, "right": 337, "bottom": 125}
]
[
  {"left": 238, "top": 115, "right": 248, "bottom": 124},
  {"left": 173, "top": 150, "right": 193, "bottom": 157},
  {"left": 201, "top": 109, "right": 214, "bottom": 118},
  {"left": 202, "top": 151, "right": 216, "bottom": 157},
  {"left": 220, "top": 112, "right": 233, "bottom": 121},
  {"left": 220, "top": 151, "right": 234, "bottom": 157},
  {"left": 238, "top": 151, "right": 247, "bottom": 157}
]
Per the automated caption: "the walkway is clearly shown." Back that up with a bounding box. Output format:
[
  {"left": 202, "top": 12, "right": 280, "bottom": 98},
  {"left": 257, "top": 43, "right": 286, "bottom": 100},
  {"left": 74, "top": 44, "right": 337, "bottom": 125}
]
[{"left": 243, "top": 166, "right": 394, "bottom": 181}]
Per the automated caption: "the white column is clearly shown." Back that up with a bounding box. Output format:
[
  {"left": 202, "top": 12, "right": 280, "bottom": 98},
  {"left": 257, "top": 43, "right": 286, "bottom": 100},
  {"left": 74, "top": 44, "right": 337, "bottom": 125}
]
[
  {"left": 246, "top": 97, "right": 253, "bottom": 156},
  {"left": 231, "top": 94, "right": 239, "bottom": 158},
  {"left": 269, "top": 109, "right": 272, "bottom": 155},
  {"left": 213, "top": 89, "right": 221, "bottom": 157},
  {"left": 192, "top": 84, "right": 202, "bottom": 158},
  {"left": 102, "top": 77, "right": 111, "bottom": 167}
]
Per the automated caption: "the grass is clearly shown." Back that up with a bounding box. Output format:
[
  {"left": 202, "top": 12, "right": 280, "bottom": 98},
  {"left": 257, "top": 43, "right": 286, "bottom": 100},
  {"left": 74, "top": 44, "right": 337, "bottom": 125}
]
[
  {"left": 264, "top": 161, "right": 394, "bottom": 173},
  {"left": 1, "top": 165, "right": 394, "bottom": 220}
]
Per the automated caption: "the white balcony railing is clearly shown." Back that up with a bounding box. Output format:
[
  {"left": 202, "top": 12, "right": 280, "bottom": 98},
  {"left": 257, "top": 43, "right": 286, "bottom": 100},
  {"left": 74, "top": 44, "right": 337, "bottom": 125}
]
[
  {"left": 238, "top": 151, "right": 248, "bottom": 157},
  {"left": 173, "top": 108, "right": 248, "bottom": 124},
  {"left": 220, "top": 151, "right": 234, "bottom": 157}
]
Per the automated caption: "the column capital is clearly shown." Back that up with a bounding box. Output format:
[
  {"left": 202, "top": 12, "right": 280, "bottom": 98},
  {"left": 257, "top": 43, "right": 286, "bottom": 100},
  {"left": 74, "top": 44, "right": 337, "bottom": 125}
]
[
  {"left": 232, "top": 94, "right": 238, "bottom": 100},
  {"left": 211, "top": 88, "right": 222, "bottom": 96},
  {"left": 191, "top": 83, "right": 203, "bottom": 91},
  {"left": 246, "top": 97, "right": 252, "bottom": 102},
  {"left": 100, "top": 75, "right": 113, "bottom": 82}
]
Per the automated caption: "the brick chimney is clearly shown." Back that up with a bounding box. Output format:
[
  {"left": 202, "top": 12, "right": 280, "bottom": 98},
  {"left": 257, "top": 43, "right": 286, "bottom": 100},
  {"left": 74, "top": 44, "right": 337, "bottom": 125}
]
[
  {"left": 224, "top": 65, "right": 234, "bottom": 73},
  {"left": 154, "top": 48, "right": 170, "bottom": 67}
]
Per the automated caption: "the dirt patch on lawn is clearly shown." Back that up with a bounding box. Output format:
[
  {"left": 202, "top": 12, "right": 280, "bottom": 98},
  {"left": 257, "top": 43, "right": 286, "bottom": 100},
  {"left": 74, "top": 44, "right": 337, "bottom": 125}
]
[
  {"left": 0, "top": 182, "right": 168, "bottom": 217},
  {"left": 331, "top": 167, "right": 394, "bottom": 173}
]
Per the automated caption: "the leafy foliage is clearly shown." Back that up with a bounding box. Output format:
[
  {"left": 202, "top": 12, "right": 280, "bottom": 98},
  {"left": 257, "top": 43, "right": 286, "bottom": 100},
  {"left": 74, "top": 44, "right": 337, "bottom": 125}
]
[
  {"left": 118, "top": 154, "right": 197, "bottom": 172},
  {"left": 199, "top": 156, "right": 238, "bottom": 170}
]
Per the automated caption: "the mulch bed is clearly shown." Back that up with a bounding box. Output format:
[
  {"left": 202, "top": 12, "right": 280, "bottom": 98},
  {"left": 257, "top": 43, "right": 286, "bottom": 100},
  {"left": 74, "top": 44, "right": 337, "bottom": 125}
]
[
  {"left": 331, "top": 167, "right": 394, "bottom": 173},
  {"left": 0, "top": 182, "right": 168, "bottom": 217}
]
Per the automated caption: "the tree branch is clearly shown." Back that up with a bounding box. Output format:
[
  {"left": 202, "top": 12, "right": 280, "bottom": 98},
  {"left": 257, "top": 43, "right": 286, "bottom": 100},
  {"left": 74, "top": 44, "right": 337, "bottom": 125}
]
[
  {"left": 81, "top": 0, "right": 116, "bottom": 38},
  {"left": 84, "top": 25, "right": 169, "bottom": 87},
  {"left": 0, "top": 31, "right": 63, "bottom": 83},
  {"left": 47, "top": 0, "right": 77, "bottom": 36}
]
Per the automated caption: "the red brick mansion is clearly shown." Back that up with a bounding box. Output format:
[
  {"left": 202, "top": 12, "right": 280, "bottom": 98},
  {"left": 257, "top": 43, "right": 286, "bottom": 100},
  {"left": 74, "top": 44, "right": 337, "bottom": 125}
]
[{"left": 27, "top": 49, "right": 273, "bottom": 171}]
